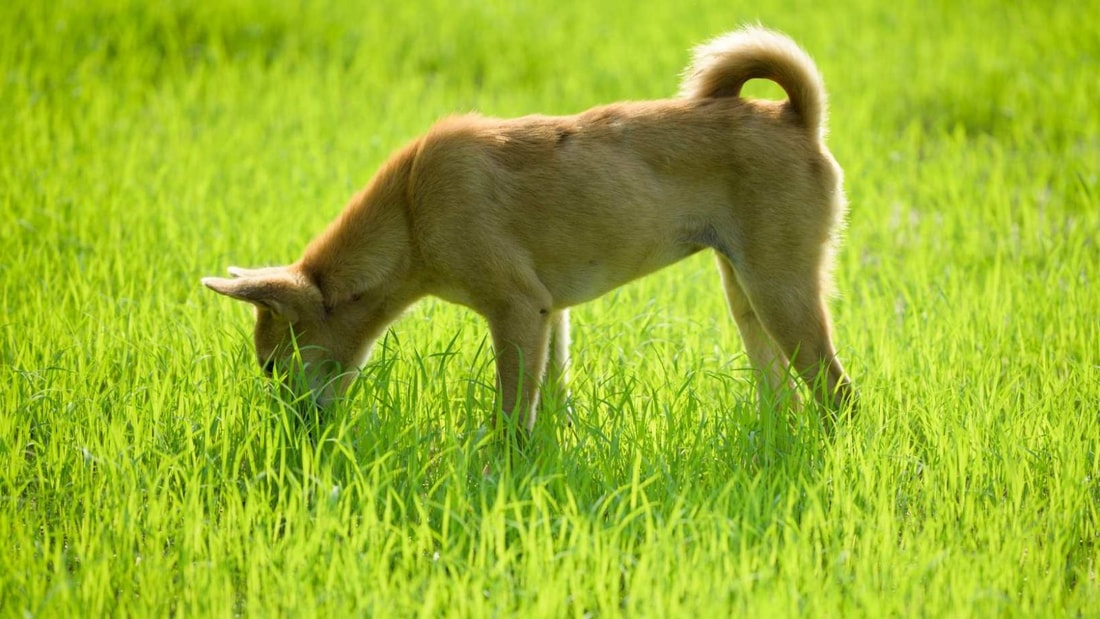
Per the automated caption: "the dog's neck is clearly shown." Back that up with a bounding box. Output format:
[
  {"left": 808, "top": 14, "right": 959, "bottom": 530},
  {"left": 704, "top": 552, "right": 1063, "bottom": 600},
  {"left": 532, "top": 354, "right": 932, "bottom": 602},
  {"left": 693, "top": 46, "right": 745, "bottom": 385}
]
[{"left": 298, "top": 140, "right": 424, "bottom": 309}]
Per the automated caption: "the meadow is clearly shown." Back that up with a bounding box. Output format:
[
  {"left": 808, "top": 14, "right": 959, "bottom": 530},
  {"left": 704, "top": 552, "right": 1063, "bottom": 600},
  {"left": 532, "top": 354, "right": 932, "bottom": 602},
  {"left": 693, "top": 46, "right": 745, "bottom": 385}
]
[{"left": 2, "top": 0, "right": 1098, "bottom": 615}]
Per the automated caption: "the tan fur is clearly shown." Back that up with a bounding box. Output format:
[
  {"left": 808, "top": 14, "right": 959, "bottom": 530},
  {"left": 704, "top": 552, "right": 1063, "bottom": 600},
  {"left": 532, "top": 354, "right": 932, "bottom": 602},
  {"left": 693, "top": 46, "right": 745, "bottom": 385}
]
[{"left": 203, "top": 26, "right": 855, "bottom": 432}]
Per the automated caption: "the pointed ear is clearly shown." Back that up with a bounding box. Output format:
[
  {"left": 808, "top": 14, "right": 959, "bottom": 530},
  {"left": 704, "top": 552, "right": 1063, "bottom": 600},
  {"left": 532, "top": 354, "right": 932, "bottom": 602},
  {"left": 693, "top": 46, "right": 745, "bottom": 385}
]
[
  {"left": 227, "top": 266, "right": 276, "bottom": 278},
  {"left": 201, "top": 267, "right": 321, "bottom": 323}
]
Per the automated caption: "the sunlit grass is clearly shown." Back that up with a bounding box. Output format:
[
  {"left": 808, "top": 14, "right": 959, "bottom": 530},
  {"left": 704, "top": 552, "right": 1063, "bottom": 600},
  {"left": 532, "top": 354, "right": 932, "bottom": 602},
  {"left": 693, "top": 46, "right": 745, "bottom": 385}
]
[{"left": 2, "top": 0, "right": 1098, "bottom": 615}]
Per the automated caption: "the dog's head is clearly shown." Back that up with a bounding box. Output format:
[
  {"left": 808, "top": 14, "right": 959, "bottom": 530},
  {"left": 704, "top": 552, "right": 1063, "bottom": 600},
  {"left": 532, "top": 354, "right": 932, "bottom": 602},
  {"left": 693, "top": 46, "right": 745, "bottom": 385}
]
[{"left": 202, "top": 266, "right": 357, "bottom": 407}]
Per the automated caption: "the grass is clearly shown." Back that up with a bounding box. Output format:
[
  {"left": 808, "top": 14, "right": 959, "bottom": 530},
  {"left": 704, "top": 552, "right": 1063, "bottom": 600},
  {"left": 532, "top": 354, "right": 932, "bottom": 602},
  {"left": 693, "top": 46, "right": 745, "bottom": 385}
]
[{"left": 2, "top": 0, "right": 1098, "bottom": 615}]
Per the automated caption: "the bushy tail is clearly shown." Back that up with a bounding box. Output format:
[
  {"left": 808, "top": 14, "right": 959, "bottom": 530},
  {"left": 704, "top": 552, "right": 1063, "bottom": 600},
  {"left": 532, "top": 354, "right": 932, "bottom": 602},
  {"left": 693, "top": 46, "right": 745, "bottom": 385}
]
[{"left": 679, "top": 26, "right": 827, "bottom": 136}]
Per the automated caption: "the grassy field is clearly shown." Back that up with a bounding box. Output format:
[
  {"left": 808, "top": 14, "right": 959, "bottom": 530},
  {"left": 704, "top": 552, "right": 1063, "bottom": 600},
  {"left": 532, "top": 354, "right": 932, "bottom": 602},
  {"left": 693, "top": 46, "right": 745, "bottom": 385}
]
[{"left": 2, "top": 0, "right": 1098, "bottom": 615}]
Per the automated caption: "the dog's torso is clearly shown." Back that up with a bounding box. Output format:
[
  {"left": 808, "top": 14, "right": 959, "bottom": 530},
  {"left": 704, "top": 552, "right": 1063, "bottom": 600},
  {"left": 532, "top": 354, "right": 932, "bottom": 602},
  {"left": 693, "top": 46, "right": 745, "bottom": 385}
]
[{"left": 407, "top": 97, "right": 838, "bottom": 310}]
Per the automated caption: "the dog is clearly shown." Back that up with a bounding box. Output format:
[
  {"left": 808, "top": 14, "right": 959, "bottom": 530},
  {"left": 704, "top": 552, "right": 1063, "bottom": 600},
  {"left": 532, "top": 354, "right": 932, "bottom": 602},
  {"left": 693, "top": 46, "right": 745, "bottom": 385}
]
[{"left": 203, "top": 26, "right": 855, "bottom": 434}]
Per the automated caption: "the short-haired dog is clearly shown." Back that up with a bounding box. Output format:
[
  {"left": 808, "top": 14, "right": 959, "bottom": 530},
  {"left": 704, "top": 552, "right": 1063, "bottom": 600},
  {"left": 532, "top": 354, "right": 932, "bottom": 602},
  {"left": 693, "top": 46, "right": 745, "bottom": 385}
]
[{"left": 204, "top": 26, "right": 856, "bottom": 434}]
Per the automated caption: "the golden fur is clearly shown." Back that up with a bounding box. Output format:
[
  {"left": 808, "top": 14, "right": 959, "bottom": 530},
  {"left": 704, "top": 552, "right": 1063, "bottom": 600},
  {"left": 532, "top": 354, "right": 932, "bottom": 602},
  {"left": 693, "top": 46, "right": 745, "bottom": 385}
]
[{"left": 203, "top": 26, "right": 855, "bottom": 432}]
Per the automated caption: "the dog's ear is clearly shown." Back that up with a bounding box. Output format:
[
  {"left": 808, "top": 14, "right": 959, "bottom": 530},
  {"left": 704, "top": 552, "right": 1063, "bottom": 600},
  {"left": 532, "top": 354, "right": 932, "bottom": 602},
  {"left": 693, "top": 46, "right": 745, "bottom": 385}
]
[
  {"left": 226, "top": 266, "right": 274, "bottom": 278},
  {"left": 202, "top": 266, "right": 321, "bottom": 323}
]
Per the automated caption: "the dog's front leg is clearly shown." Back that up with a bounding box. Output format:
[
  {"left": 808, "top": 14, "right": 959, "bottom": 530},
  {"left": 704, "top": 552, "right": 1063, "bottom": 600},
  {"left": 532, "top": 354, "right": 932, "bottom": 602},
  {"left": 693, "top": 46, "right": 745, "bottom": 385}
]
[
  {"left": 488, "top": 303, "right": 553, "bottom": 435},
  {"left": 544, "top": 309, "right": 574, "bottom": 423}
]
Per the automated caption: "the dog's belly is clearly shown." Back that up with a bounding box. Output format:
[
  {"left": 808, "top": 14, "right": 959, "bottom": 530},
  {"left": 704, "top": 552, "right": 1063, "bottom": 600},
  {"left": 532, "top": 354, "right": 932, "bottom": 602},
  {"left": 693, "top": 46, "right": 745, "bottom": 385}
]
[
  {"left": 426, "top": 236, "right": 703, "bottom": 312},
  {"left": 538, "top": 240, "right": 704, "bottom": 307},
  {"left": 523, "top": 198, "right": 726, "bottom": 307}
]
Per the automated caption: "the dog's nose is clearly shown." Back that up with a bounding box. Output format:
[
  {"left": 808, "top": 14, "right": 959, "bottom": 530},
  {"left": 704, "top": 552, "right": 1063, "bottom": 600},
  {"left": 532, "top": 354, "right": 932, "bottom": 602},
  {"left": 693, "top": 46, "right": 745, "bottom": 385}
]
[{"left": 261, "top": 358, "right": 275, "bottom": 376}]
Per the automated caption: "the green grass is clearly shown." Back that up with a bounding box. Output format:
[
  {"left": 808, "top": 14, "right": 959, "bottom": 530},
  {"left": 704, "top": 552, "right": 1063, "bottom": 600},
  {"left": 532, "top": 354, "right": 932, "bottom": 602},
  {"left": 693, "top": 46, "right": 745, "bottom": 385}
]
[{"left": 3, "top": 0, "right": 1098, "bottom": 615}]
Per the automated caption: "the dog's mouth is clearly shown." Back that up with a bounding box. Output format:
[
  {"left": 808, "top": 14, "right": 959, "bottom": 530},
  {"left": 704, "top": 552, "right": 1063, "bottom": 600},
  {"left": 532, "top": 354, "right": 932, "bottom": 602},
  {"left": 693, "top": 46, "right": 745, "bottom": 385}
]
[{"left": 266, "top": 361, "right": 357, "bottom": 415}]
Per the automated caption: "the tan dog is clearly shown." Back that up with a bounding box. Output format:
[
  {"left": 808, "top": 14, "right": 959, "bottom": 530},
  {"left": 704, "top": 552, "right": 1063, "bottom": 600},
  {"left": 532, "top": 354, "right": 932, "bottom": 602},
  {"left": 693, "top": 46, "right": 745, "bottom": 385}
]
[{"left": 203, "top": 26, "right": 855, "bottom": 433}]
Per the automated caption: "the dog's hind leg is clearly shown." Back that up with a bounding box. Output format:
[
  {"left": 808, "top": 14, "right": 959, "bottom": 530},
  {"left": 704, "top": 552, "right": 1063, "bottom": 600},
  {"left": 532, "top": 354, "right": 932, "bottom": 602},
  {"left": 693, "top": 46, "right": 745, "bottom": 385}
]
[
  {"left": 733, "top": 265, "right": 855, "bottom": 424},
  {"left": 716, "top": 255, "right": 801, "bottom": 410}
]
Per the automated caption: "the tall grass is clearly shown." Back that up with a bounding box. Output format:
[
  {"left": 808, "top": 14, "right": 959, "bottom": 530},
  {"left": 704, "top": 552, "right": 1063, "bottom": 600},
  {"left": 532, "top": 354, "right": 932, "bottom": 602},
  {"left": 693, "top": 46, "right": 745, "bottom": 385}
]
[{"left": 2, "top": 0, "right": 1097, "bottom": 615}]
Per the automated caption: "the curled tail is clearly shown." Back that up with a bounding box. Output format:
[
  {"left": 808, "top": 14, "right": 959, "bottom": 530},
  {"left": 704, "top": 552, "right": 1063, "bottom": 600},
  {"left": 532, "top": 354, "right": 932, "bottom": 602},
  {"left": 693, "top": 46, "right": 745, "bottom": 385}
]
[{"left": 679, "top": 26, "right": 827, "bottom": 136}]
